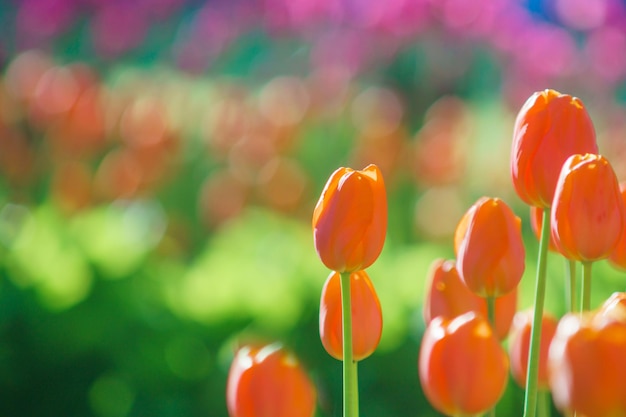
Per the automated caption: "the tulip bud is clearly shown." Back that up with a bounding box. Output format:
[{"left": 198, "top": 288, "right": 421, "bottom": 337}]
[
  {"left": 549, "top": 313, "right": 626, "bottom": 417},
  {"left": 226, "top": 343, "right": 317, "bottom": 417},
  {"left": 423, "top": 258, "right": 517, "bottom": 340},
  {"left": 511, "top": 89, "right": 598, "bottom": 208},
  {"left": 508, "top": 309, "right": 558, "bottom": 389},
  {"left": 608, "top": 182, "right": 626, "bottom": 270},
  {"left": 312, "top": 164, "right": 387, "bottom": 273},
  {"left": 419, "top": 312, "right": 509, "bottom": 416},
  {"left": 319, "top": 270, "right": 382, "bottom": 361},
  {"left": 454, "top": 197, "right": 525, "bottom": 297},
  {"left": 551, "top": 154, "right": 625, "bottom": 262}
]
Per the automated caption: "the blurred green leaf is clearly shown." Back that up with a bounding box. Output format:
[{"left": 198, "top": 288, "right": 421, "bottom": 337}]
[
  {"left": 172, "top": 208, "right": 326, "bottom": 333},
  {"left": 69, "top": 201, "right": 166, "bottom": 279},
  {"left": 8, "top": 205, "right": 92, "bottom": 310}
]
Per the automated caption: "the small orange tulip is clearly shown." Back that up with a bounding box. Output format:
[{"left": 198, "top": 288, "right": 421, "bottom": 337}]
[
  {"left": 529, "top": 206, "right": 558, "bottom": 252},
  {"left": 608, "top": 182, "right": 626, "bottom": 270},
  {"left": 419, "top": 312, "right": 509, "bottom": 416},
  {"left": 226, "top": 343, "right": 317, "bottom": 417},
  {"left": 511, "top": 89, "right": 598, "bottom": 208},
  {"left": 454, "top": 197, "right": 525, "bottom": 297},
  {"left": 319, "top": 270, "right": 382, "bottom": 361},
  {"left": 508, "top": 309, "right": 558, "bottom": 389},
  {"left": 423, "top": 258, "right": 517, "bottom": 340},
  {"left": 312, "top": 164, "right": 387, "bottom": 273},
  {"left": 551, "top": 154, "right": 625, "bottom": 262},
  {"left": 549, "top": 313, "right": 626, "bottom": 417}
]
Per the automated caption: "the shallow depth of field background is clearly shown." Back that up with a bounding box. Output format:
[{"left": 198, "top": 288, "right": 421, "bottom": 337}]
[{"left": 2, "top": 0, "right": 626, "bottom": 416}]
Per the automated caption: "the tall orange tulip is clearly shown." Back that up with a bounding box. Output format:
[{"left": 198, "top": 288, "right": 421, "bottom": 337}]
[
  {"left": 549, "top": 313, "right": 626, "bottom": 417},
  {"left": 423, "top": 258, "right": 517, "bottom": 340},
  {"left": 608, "top": 182, "right": 626, "bottom": 270},
  {"left": 551, "top": 154, "right": 625, "bottom": 262},
  {"left": 511, "top": 89, "right": 598, "bottom": 208},
  {"left": 454, "top": 197, "right": 525, "bottom": 297},
  {"left": 312, "top": 164, "right": 387, "bottom": 273},
  {"left": 508, "top": 309, "right": 558, "bottom": 389},
  {"left": 419, "top": 312, "right": 509, "bottom": 416},
  {"left": 319, "top": 270, "right": 382, "bottom": 361},
  {"left": 226, "top": 343, "right": 317, "bottom": 417}
]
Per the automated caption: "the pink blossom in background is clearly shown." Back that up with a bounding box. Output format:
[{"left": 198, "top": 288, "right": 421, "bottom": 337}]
[
  {"left": 555, "top": 0, "right": 607, "bottom": 31},
  {"left": 16, "top": 0, "right": 76, "bottom": 49},
  {"left": 585, "top": 27, "right": 626, "bottom": 85},
  {"left": 90, "top": 2, "right": 149, "bottom": 58},
  {"left": 136, "top": 0, "right": 183, "bottom": 21},
  {"left": 352, "top": 0, "right": 431, "bottom": 38},
  {"left": 512, "top": 22, "right": 577, "bottom": 79}
]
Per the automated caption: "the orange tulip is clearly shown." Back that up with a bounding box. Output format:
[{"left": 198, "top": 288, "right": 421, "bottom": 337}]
[
  {"left": 419, "top": 312, "right": 509, "bottom": 416},
  {"left": 529, "top": 206, "right": 558, "bottom": 252},
  {"left": 319, "top": 270, "right": 382, "bottom": 361},
  {"left": 598, "top": 292, "right": 626, "bottom": 322},
  {"left": 508, "top": 309, "right": 558, "bottom": 389},
  {"left": 511, "top": 89, "right": 598, "bottom": 208},
  {"left": 423, "top": 258, "right": 517, "bottom": 340},
  {"left": 454, "top": 197, "right": 525, "bottom": 297},
  {"left": 551, "top": 154, "right": 625, "bottom": 262},
  {"left": 608, "top": 182, "right": 626, "bottom": 270},
  {"left": 312, "top": 164, "right": 387, "bottom": 273},
  {"left": 226, "top": 343, "right": 317, "bottom": 417},
  {"left": 549, "top": 313, "right": 626, "bottom": 417}
]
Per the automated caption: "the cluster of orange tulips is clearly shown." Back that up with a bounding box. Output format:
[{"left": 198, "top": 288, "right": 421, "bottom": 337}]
[
  {"left": 226, "top": 88, "right": 626, "bottom": 417},
  {"left": 422, "top": 90, "right": 626, "bottom": 417}
]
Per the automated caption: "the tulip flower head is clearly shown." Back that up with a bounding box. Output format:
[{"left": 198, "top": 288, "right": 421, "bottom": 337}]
[
  {"left": 508, "top": 309, "right": 558, "bottom": 389},
  {"left": 454, "top": 197, "right": 525, "bottom": 297},
  {"left": 551, "top": 154, "right": 625, "bottom": 262},
  {"left": 423, "top": 258, "right": 517, "bottom": 340},
  {"left": 608, "top": 182, "right": 626, "bottom": 270},
  {"left": 419, "top": 312, "right": 509, "bottom": 416},
  {"left": 312, "top": 164, "right": 387, "bottom": 273},
  {"left": 319, "top": 270, "right": 383, "bottom": 361},
  {"left": 226, "top": 343, "right": 317, "bottom": 417},
  {"left": 511, "top": 89, "right": 598, "bottom": 208},
  {"left": 549, "top": 312, "right": 626, "bottom": 417}
]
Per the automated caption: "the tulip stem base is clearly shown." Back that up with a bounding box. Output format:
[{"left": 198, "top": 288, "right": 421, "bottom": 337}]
[
  {"left": 523, "top": 208, "right": 550, "bottom": 417},
  {"left": 581, "top": 262, "right": 592, "bottom": 312},
  {"left": 340, "top": 272, "right": 359, "bottom": 417}
]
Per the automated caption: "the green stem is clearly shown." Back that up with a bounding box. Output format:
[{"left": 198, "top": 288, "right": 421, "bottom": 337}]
[
  {"left": 523, "top": 208, "right": 550, "bottom": 417},
  {"left": 565, "top": 259, "right": 577, "bottom": 313},
  {"left": 581, "top": 262, "right": 592, "bottom": 312},
  {"left": 486, "top": 296, "right": 496, "bottom": 329},
  {"left": 537, "top": 390, "right": 550, "bottom": 417},
  {"left": 340, "top": 272, "right": 359, "bottom": 417},
  {"left": 351, "top": 356, "right": 359, "bottom": 414},
  {"left": 486, "top": 295, "right": 496, "bottom": 417}
]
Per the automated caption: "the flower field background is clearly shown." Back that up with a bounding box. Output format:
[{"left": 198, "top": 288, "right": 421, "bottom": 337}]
[{"left": 2, "top": 1, "right": 626, "bottom": 416}]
